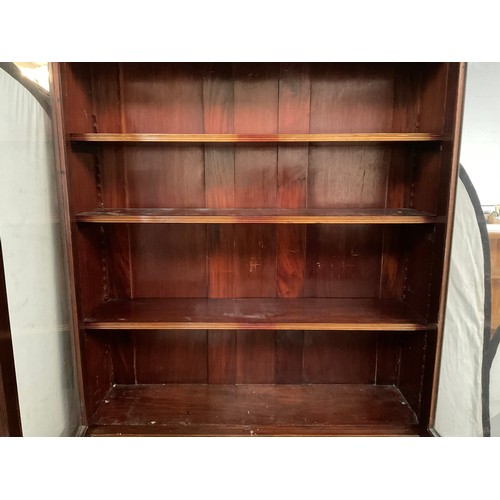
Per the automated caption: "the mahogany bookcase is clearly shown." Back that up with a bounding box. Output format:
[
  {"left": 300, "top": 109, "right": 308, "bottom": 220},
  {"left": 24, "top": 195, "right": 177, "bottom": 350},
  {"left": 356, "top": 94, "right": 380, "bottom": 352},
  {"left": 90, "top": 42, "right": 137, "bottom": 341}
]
[{"left": 51, "top": 63, "right": 465, "bottom": 436}]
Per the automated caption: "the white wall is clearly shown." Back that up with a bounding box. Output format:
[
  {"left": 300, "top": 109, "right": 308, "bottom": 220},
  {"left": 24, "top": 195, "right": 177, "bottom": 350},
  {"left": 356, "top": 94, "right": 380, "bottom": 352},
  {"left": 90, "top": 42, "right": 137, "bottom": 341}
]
[
  {"left": 460, "top": 62, "right": 500, "bottom": 206},
  {"left": 0, "top": 68, "right": 80, "bottom": 436}
]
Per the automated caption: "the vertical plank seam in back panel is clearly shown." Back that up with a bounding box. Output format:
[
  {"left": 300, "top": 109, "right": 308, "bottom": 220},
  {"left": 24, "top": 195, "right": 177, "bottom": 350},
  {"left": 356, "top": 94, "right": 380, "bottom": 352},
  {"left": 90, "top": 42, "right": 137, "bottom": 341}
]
[
  {"left": 377, "top": 66, "right": 396, "bottom": 378},
  {"left": 200, "top": 70, "right": 210, "bottom": 383},
  {"left": 117, "top": 63, "right": 135, "bottom": 302}
]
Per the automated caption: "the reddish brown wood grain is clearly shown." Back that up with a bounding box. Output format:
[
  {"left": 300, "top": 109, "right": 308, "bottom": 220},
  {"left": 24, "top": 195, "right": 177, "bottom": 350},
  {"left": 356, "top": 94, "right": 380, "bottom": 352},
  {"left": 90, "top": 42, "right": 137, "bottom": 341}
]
[
  {"left": 103, "top": 225, "right": 132, "bottom": 300},
  {"left": 203, "top": 62, "right": 235, "bottom": 209},
  {"left": 398, "top": 332, "right": 427, "bottom": 417},
  {"left": 234, "top": 146, "right": 278, "bottom": 208},
  {"left": 231, "top": 65, "right": 278, "bottom": 306},
  {"left": 391, "top": 64, "right": 422, "bottom": 134},
  {"left": 278, "top": 63, "right": 311, "bottom": 133},
  {"left": 305, "top": 225, "right": 383, "bottom": 298},
  {"left": 60, "top": 63, "right": 94, "bottom": 134},
  {"left": 303, "top": 331, "right": 377, "bottom": 383},
  {"left": 53, "top": 63, "right": 464, "bottom": 436},
  {"left": 90, "top": 63, "right": 122, "bottom": 133},
  {"left": 233, "top": 225, "right": 276, "bottom": 298},
  {"left": 308, "top": 145, "right": 391, "bottom": 209},
  {"left": 74, "top": 225, "right": 106, "bottom": 315},
  {"left": 204, "top": 147, "right": 235, "bottom": 209},
  {"left": 275, "top": 330, "right": 304, "bottom": 384},
  {"left": 208, "top": 331, "right": 236, "bottom": 384},
  {"left": 117, "top": 67, "right": 207, "bottom": 372},
  {"left": 70, "top": 132, "right": 447, "bottom": 142},
  {"left": 203, "top": 64, "right": 238, "bottom": 384},
  {"left": 83, "top": 297, "right": 433, "bottom": 331},
  {"left": 120, "top": 63, "right": 204, "bottom": 133},
  {"left": 309, "top": 63, "right": 394, "bottom": 133},
  {"left": 207, "top": 225, "right": 236, "bottom": 298},
  {"left": 379, "top": 226, "right": 407, "bottom": 300},
  {"left": 418, "top": 64, "right": 448, "bottom": 135},
  {"left": 236, "top": 330, "right": 275, "bottom": 383},
  {"left": 379, "top": 146, "right": 412, "bottom": 301},
  {"left": 234, "top": 63, "right": 279, "bottom": 134},
  {"left": 124, "top": 145, "right": 205, "bottom": 208},
  {"left": 129, "top": 225, "right": 207, "bottom": 298},
  {"left": 98, "top": 146, "right": 128, "bottom": 208},
  {"left": 375, "top": 332, "right": 401, "bottom": 385},
  {"left": 110, "top": 331, "right": 135, "bottom": 384},
  {"left": 88, "top": 383, "right": 419, "bottom": 436},
  {"left": 418, "top": 330, "right": 438, "bottom": 433},
  {"left": 86, "top": 424, "right": 419, "bottom": 436},
  {"left": 77, "top": 207, "right": 439, "bottom": 224},
  {"left": 60, "top": 64, "right": 104, "bottom": 322},
  {"left": 276, "top": 225, "right": 306, "bottom": 299},
  {"left": 305, "top": 143, "right": 388, "bottom": 346},
  {"left": 429, "top": 64, "right": 466, "bottom": 427},
  {"left": 277, "top": 63, "right": 309, "bottom": 304},
  {"left": 403, "top": 226, "right": 436, "bottom": 321},
  {"left": 277, "top": 148, "right": 308, "bottom": 210},
  {"left": 202, "top": 63, "right": 234, "bottom": 134},
  {"left": 83, "top": 331, "right": 113, "bottom": 418},
  {"left": 134, "top": 330, "right": 208, "bottom": 383},
  {"left": 411, "top": 143, "right": 443, "bottom": 215},
  {"left": 51, "top": 63, "right": 96, "bottom": 423}
]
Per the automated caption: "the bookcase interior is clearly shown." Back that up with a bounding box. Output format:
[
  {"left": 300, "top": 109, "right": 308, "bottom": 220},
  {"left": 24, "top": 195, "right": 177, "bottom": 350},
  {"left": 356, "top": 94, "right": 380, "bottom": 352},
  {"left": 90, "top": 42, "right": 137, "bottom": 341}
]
[{"left": 53, "top": 62, "right": 464, "bottom": 435}]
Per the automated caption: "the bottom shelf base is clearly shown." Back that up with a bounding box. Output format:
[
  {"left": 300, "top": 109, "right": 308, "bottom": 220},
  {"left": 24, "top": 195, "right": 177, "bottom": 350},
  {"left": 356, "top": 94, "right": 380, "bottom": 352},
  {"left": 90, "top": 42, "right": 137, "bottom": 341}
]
[{"left": 87, "top": 384, "right": 419, "bottom": 436}]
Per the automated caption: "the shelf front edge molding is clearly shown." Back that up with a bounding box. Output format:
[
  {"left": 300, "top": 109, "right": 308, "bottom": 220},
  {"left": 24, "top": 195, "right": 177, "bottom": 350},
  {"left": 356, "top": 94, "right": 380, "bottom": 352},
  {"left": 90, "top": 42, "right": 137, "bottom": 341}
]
[
  {"left": 83, "top": 322, "right": 433, "bottom": 331},
  {"left": 69, "top": 132, "right": 449, "bottom": 143},
  {"left": 82, "top": 298, "right": 436, "bottom": 331},
  {"left": 76, "top": 208, "right": 443, "bottom": 224}
]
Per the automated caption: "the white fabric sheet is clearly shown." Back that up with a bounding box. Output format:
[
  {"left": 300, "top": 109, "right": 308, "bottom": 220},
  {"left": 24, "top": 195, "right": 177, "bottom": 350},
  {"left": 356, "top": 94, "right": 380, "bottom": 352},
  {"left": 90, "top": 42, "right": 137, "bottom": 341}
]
[
  {"left": 0, "top": 68, "right": 80, "bottom": 435},
  {"left": 434, "top": 180, "right": 485, "bottom": 436}
]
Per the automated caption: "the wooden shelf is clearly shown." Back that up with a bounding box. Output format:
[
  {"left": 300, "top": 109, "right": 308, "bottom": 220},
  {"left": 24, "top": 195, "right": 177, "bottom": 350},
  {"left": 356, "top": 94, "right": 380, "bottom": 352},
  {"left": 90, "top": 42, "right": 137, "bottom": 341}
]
[
  {"left": 87, "top": 383, "right": 419, "bottom": 436},
  {"left": 76, "top": 207, "right": 440, "bottom": 225},
  {"left": 69, "top": 132, "right": 447, "bottom": 143},
  {"left": 83, "top": 298, "right": 434, "bottom": 331}
]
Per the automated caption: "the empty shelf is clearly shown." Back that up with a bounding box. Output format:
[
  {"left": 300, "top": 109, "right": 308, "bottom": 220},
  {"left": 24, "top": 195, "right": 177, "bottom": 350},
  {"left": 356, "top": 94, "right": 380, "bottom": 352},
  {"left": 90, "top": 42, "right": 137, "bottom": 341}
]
[
  {"left": 70, "top": 132, "right": 447, "bottom": 143},
  {"left": 83, "top": 297, "right": 434, "bottom": 331},
  {"left": 76, "top": 207, "right": 440, "bottom": 224},
  {"left": 87, "top": 383, "right": 419, "bottom": 436}
]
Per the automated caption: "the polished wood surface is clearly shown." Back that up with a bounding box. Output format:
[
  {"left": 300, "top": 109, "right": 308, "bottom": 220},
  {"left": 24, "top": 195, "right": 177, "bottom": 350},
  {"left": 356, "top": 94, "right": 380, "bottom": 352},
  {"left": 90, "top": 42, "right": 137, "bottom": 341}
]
[
  {"left": 133, "top": 330, "right": 208, "bottom": 383},
  {"left": 110, "top": 330, "right": 410, "bottom": 386},
  {"left": 77, "top": 207, "right": 440, "bottom": 224},
  {"left": 428, "top": 63, "right": 467, "bottom": 429},
  {"left": 0, "top": 241, "right": 22, "bottom": 436},
  {"left": 52, "top": 62, "right": 465, "bottom": 435},
  {"left": 83, "top": 297, "right": 433, "bottom": 331},
  {"left": 70, "top": 132, "right": 447, "bottom": 143},
  {"left": 88, "top": 383, "right": 419, "bottom": 436},
  {"left": 49, "top": 63, "right": 89, "bottom": 421}
]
